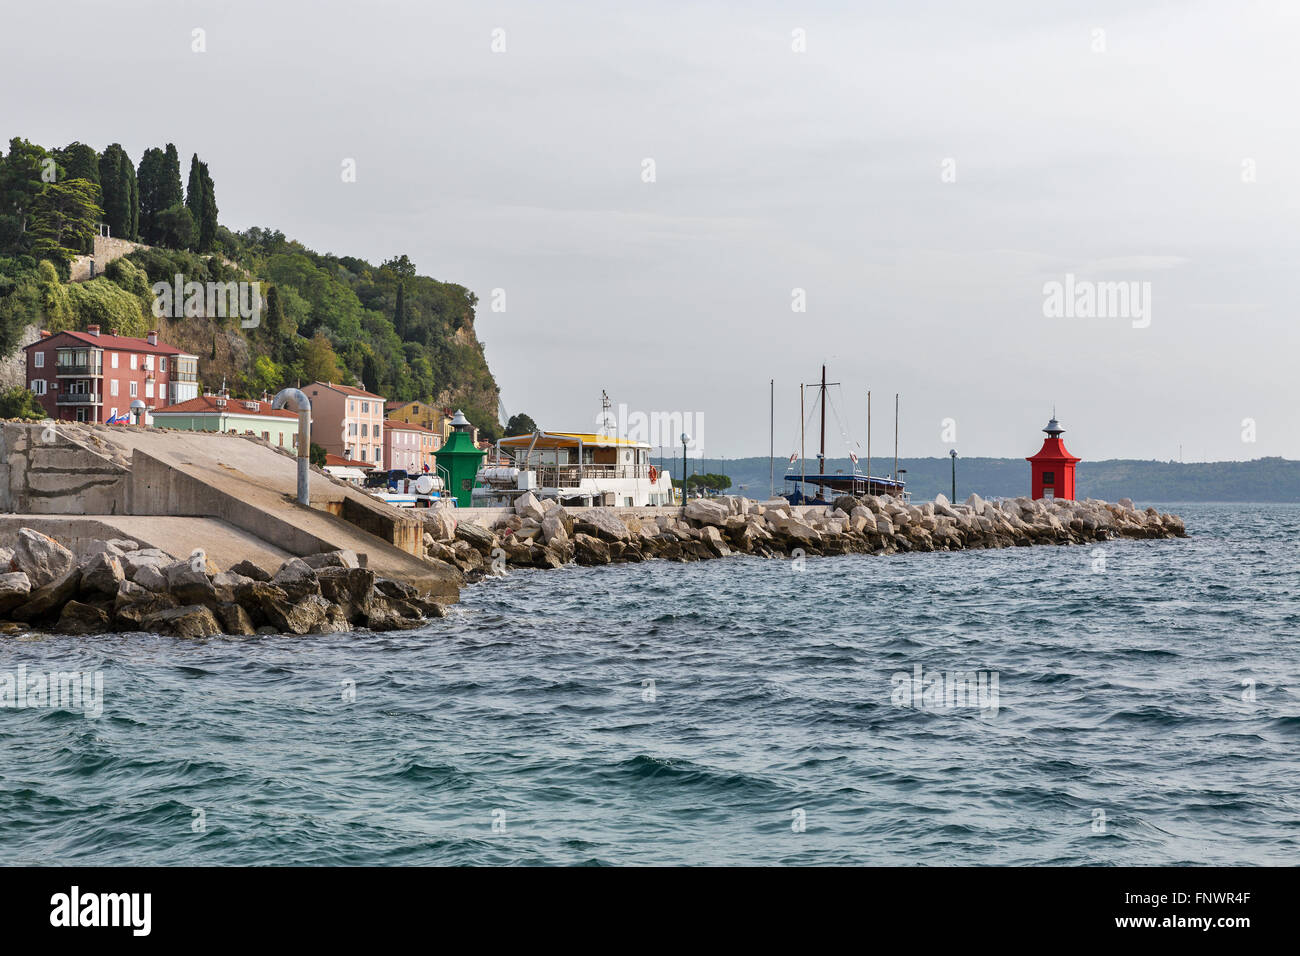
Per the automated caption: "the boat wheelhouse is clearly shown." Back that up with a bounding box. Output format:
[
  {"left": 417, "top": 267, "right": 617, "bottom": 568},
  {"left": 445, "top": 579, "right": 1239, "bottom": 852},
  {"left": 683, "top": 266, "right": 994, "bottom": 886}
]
[
  {"left": 783, "top": 472, "right": 907, "bottom": 506},
  {"left": 475, "top": 431, "right": 676, "bottom": 508}
]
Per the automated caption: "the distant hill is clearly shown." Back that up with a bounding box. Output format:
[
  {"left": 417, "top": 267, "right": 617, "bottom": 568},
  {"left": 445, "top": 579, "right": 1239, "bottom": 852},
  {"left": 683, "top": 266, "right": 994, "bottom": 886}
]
[{"left": 652, "top": 455, "right": 1300, "bottom": 504}]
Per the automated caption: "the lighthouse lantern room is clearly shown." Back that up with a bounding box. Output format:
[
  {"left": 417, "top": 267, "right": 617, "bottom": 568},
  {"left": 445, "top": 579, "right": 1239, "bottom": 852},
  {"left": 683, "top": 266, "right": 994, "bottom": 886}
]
[{"left": 1026, "top": 415, "right": 1081, "bottom": 500}]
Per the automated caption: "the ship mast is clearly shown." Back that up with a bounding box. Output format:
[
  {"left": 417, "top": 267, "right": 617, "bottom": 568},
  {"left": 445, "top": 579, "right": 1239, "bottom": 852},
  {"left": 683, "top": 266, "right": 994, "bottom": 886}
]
[{"left": 819, "top": 364, "right": 827, "bottom": 469}]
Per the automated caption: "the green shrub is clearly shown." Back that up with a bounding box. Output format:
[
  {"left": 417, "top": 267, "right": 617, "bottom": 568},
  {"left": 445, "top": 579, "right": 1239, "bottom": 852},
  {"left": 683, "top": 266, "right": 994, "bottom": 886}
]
[
  {"left": 0, "top": 386, "right": 47, "bottom": 421},
  {"left": 65, "top": 276, "right": 149, "bottom": 337}
]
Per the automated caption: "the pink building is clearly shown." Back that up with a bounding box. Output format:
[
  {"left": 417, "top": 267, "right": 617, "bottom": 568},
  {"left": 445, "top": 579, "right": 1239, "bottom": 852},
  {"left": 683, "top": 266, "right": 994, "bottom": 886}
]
[
  {"left": 383, "top": 421, "right": 439, "bottom": 474},
  {"left": 24, "top": 326, "right": 200, "bottom": 424},
  {"left": 305, "top": 381, "right": 388, "bottom": 467}
]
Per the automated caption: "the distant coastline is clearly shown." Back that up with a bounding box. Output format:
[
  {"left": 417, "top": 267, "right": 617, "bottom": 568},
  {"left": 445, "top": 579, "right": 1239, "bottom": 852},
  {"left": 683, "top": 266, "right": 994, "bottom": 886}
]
[{"left": 652, "top": 456, "right": 1300, "bottom": 504}]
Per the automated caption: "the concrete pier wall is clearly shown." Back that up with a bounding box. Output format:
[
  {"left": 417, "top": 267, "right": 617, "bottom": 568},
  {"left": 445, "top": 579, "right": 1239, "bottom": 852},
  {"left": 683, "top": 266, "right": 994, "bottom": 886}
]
[{"left": 0, "top": 423, "right": 131, "bottom": 514}]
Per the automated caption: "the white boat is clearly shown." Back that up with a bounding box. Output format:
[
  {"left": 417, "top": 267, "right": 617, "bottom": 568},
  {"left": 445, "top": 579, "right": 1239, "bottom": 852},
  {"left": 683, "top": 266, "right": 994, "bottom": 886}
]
[
  {"left": 366, "top": 470, "right": 450, "bottom": 508},
  {"left": 474, "top": 430, "right": 676, "bottom": 508}
]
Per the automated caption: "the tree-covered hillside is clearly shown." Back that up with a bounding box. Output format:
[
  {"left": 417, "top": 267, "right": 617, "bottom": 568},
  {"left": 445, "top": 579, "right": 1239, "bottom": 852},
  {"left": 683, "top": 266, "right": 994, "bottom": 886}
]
[{"left": 0, "top": 136, "right": 501, "bottom": 439}]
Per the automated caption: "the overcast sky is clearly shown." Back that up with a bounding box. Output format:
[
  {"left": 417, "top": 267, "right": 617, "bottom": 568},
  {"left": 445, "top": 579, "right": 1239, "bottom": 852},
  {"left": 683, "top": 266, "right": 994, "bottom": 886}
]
[{"left": 4, "top": 0, "right": 1298, "bottom": 461}]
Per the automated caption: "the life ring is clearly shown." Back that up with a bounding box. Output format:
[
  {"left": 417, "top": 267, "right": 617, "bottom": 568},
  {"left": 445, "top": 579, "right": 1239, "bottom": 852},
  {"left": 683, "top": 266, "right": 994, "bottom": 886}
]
[{"left": 648, "top": 465, "right": 658, "bottom": 483}]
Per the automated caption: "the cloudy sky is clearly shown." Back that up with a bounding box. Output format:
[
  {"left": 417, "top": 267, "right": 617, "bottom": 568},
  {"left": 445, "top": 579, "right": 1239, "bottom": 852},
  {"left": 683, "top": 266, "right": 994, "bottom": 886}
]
[{"left": 4, "top": 0, "right": 1298, "bottom": 461}]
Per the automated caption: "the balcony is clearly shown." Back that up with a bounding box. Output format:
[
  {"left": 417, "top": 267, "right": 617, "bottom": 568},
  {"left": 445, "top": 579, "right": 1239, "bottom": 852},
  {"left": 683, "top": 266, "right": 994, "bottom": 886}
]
[
  {"left": 56, "top": 365, "right": 102, "bottom": 378},
  {"left": 57, "top": 393, "right": 101, "bottom": 405},
  {"left": 172, "top": 371, "right": 198, "bottom": 383}
]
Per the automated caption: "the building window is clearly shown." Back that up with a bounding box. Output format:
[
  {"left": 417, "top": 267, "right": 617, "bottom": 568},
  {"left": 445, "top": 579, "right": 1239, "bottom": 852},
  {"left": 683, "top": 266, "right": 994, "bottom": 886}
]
[
  {"left": 349, "top": 423, "right": 357, "bottom": 436},
  {"left": 160, "top": 357, "right": 167, "bottom": 372},
  {"left": 145, "top": 355, "right": 154, "bottom": 371},
  {"left": 1042, "top": 471, "right": 1055, "bottom": 485},
  {"left": 130, "top": 355, "right": 137, "bottom": 370},
  {"left": 361, "top": 423, "right": 368, "bottom": 437},
  {"left": 359, "top": 448, "right": 366, "bottom": 461},
  {"left": 111, "top": 353, "right": 119, "bottom": 369},
  {"left": 361, "top": 402, "right": 369, "bottom": 414},
  {"left": 145, "top": 382, "right": 153, "bottom": 399},
  {"left": 130, "top": 382, "right": 138, "bottom": 397},
  {"left": 111, "top": 380, "right": 119, "bottom": 397},
  {"left": 32, "top": 379, "right": 46, "bottom": 395},
  {"left": 33, "top": 352, "right": 43, "bottom": 368}
]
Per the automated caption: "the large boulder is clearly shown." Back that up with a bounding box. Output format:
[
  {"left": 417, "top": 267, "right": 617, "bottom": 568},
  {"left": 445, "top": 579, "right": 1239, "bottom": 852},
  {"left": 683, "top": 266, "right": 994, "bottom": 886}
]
[
  {"left": 215, "top": 602, "right": 257, "bottom": 636},
  {"left": 683, "top": 499, "right": 729, "bottom": 527},
  {"left": 365, "top": 594, "right": 425, "bottom": 631},
  {"left": 211, "top": 571, "right": 253, "bottom": 604},
  {"left": 699, "top": 525, "right": 732, "bottom": 557},
  {"left": 574, "top": 509, "right": 631, "bottom": 542},
  {"left": 133, "top": 564, "right": 168, "bottom": 593},
  {"left": 514, "top": 491, "right": 546, "bottom": 521},
  {"left": 0, "top": 572, "right": 32, "bottom": 616},
  {"left": 80, "top": 539, "right": 126, "bottom": 561},
  {"left": 229, "top": 559, "right": 271, "bottom": 582},
  {"left": 541, "top": 513, "right": 569, "bottom": 545},
  {"left": 79, "top": 552, "right": 125, "bottom": 598},
  {"left": 236, "top": 581, "right": 328, "bottom": 634},
  {"left": 423, "top": 507, "right": 458, "bottom": 542},
  {"left": 832, "top": 495, "right": 859, "bottom": 515},
  {"left": 164, "top": 560, "right": 217, "bottom": 607},
  {"left": 455, "top": 521, "right": 499, "bottom": 554},
  {"left": 271, "top": 557, "right": 321, "bottom": 602},
  {"left": 316, "top": 567, "right": 377, "bottom": 623},
  {"left": 11, "top": 569, "right": 81, "bottom": 622},
  {"left": 56, "top": 600, "right": 111, "bottom": 636},
  {"left": 301, "top": 550, "right": 360, "bottom": 570},
  {"left": 573, "top": 533, "right": 611, "bottom": 565},
  {"left": 10, "top": 529, "right": 75, "bottom": 589},
  {"left": 141, "top": 604, "right": 223, "bottom": 639},
  {"left": 112, "top": 579, "right": 176, "bottom": 629},
  {"left": 121, "top": 549, "right": 170, "bottom": 581}
]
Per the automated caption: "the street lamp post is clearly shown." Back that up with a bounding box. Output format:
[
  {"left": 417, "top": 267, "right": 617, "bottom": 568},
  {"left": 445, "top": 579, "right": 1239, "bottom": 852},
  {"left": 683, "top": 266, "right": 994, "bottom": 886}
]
[
  {"left": 949, "top": 449, "right": 957, "bottom": 501},
  {"left": 681, "top": 433, "right": 689, "bottom": 508}
]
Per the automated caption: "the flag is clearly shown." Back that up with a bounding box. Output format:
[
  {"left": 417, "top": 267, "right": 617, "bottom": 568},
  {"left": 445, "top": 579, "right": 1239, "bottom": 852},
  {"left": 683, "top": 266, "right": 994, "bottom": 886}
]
[
  {"left": 849, "top": 451, "right": 859, "bottom": 464},
  {"left": 788, "top": 453, "right": 798, "bottom": 463}
]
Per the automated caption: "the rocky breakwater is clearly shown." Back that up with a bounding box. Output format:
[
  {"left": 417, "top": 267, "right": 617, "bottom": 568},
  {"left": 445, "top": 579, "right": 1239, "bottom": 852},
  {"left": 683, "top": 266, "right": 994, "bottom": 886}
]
[
  {"left": 1, "top": 529, "right": 447, "bottom": 638},
  {"left": 419, "top": 491, "right": 1185, "bottom": 578}
]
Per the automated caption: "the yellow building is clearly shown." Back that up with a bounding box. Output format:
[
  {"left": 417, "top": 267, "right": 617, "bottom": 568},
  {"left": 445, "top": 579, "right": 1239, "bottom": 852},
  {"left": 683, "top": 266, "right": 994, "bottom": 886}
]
[
  {"left": 386, "top": 400, "right": 444, "bottom": 442},
  {"left": 386, "top": 400, "right": 481, "bottom": 447}
]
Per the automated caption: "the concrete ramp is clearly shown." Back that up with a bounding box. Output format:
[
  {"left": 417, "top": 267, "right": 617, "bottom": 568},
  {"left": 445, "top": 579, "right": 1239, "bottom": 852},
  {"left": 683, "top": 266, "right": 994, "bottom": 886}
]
[{"left": 0, "top": 422, "right": 460, "bottom": 602}]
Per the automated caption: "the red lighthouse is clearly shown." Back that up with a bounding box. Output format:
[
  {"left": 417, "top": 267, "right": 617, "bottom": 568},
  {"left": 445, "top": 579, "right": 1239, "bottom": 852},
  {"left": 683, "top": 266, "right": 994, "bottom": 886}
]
[{"left": 1026, "top": 414, "right": 1080, "bottom": 500}]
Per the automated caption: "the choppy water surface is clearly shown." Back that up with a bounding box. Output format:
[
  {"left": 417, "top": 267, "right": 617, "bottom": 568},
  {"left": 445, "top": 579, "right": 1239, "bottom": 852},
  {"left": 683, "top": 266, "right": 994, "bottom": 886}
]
[{"left": 1, "top": 503, "right": 1297, "bottom": 865}]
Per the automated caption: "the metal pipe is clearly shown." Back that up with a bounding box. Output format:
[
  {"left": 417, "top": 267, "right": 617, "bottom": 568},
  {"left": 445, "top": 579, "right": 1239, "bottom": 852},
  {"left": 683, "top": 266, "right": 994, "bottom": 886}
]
[{"left": 272, "top": 387, "right": 312, "bottom": 507}]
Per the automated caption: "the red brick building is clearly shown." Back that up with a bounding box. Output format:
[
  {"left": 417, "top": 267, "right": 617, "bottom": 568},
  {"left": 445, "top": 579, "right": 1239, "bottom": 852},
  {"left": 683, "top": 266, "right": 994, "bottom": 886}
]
[{"left": 24, "top": 326, "right": 200, "bottom": 424}]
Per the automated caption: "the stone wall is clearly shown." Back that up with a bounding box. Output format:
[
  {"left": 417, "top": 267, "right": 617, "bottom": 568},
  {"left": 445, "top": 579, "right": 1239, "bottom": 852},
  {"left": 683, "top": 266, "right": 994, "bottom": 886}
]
[
  {"left": 0, "top": 323, "right": 42, "bottom": 391},
  {"left": 69, "top": 235, "right": 148, "bottom": 282}
]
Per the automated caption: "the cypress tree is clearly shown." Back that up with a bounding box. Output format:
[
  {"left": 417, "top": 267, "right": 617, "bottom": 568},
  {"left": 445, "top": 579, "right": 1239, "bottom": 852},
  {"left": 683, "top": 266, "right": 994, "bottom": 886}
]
[
  {"left": 162, "top": 144, "right": 184, "bottom": 209},
  {"left": 198, "top": 161, "right": 218, "bottom": 251},
  {"left": 123, "top": 160, "right": 139, "bottom": 240},
  {"left": 186, "top": 153, "right": 203, "bottom": 231},
  {"left": 98, "top": 145, "right": 126, "bottom": 238},
  {"left": 394, "top": 281, "right": 406, "bottom": 338},
  {"left": 136, "top": 147, "right": 166, "bottom": 243}
]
